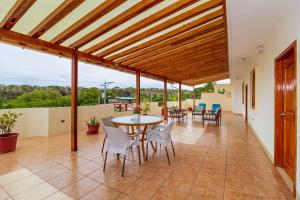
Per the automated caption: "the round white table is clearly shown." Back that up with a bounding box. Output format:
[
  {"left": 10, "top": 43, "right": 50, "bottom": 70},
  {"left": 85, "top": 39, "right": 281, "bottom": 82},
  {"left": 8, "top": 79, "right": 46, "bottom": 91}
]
[{"left": 111, "top": 115, "right": 163, "bottom": 161}]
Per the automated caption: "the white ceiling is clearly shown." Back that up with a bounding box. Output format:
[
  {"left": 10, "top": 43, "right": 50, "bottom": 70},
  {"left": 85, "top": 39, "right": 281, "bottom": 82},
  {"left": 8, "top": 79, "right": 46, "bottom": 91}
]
[{"left": 226, "top": 0, "right": 289, "bottom": 78}]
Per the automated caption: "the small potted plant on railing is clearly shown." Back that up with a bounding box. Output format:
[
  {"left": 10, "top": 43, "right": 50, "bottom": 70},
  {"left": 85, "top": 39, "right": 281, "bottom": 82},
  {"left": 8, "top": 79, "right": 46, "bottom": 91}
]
[
  {"left": 133, "top": 105, "right": 141, "bottom": 119},
  {"left": 0, "top": 111, "right": 22, "bottom": 154},
  {"left": 86, "top": 116, "right": 100, "bottom": 135},
  {"left": 142, "top": 103, "right": 150, "bottom": 115}
]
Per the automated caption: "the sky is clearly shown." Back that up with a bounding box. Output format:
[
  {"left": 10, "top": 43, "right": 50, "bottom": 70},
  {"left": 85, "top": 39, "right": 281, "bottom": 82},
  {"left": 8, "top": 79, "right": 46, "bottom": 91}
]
[{"left": 0, "top": 43, "right": 229, "bottom": 90}]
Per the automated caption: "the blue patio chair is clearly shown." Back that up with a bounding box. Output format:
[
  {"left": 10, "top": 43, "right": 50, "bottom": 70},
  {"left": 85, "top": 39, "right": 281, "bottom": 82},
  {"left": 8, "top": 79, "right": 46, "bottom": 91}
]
[
  {"left": 199, "top": 103, "right": 206, "bottom": 110},
  {"left": 211, "top": 104, "right": 221, "bottom": 112}
]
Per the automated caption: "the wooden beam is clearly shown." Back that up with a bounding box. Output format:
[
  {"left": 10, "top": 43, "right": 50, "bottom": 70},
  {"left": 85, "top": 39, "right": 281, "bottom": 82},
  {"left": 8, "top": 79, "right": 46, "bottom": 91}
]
[
  {"left": 51, "top": 0, "right": 126, "bottom": 44},
  {"left": 133, "top": 37, "right": 226, "bottom": 69},
  {"left": 178, "top": 83, "right": 182, "bottom": 110},
  {"left": 184, "top": 73, "right": 229, "bottom": 85},
  {"left": 122, "top": 25, "right": 225, "bottom": 66},
  {"left": 0, "top": 28, "right": 178, "bottom": 84},
  {"left": 109, "top": 9, "right": 224, "bottom": 61},
  {"left": 69, "top": 0, "right": 163, "bottom": 49},
  {"left": 136, "top": 71, "right": 141, "bottom": 107},
  {"left": 71, "top": 48, "right": 78, "bottom": 151},
  {"left": 164, "top": 78, "right": 168, "bottom": 120},
  {"left": 131, "top": 33, "right": 226, "bottom": 67},
  {"left": 1, "top": 0, "right": 36, "bottom": 30},
  {"left": 93, "top": 0, "right": 223, "bottom": 56},
  {"left": 143, "top": 47, "right": 227, "bottom": 71},
  {"left": 81, "top": 0, "right": 196, "bottom": 52},
  {"left": 29, "top": 0, "right": 84, "bottom": 38}
]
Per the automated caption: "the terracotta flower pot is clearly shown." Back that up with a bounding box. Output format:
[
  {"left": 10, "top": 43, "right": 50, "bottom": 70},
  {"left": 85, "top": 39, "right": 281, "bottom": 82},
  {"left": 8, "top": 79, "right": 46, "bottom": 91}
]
[
  {"left": 87, "top": 124, "right": 100, "bottom": 135},
  {"left": 0, "top": 133, "right": 19, "bottom": 154}
]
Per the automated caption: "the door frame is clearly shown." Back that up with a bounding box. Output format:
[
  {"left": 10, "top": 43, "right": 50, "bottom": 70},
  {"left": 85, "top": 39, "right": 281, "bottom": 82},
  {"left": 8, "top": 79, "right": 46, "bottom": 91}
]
[
  {"left": 274, "top": 41, "right": 297, "bottom": 196},
  {"left": 245, "top": 84, "right": 248, "bottom": 122}
]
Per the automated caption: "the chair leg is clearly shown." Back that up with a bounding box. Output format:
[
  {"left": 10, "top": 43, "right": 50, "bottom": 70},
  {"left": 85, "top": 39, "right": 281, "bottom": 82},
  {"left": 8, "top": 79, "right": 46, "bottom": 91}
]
[
  {"left": 165, "top": 147, "right": 170, "bottom": 165},
  {"left": 146, "top": 142, "right": 149, "bottom": 162},
  {"left": 171, "top": 141, "right": 176, "bottom": 157},
  {"left": 101, "top": 137, "right": 106, "bottom": 153},
  {"left": 117, "top": 153, "right": 120, "bottom": 160},
  {"left": 137, "top": 146, "right": 141, "bottom": 165},
  {"left": 103, "top": 151, "right": 108, "bottom": 172},
  {"left": 122, "top": 155, "right": 126, "bottom": 177}
]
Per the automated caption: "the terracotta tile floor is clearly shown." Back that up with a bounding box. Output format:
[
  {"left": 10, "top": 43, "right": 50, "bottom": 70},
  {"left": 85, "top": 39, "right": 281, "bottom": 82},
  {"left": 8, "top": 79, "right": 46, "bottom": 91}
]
[{"left": 0, "top": 112, "right": 293, "bottom": 200}]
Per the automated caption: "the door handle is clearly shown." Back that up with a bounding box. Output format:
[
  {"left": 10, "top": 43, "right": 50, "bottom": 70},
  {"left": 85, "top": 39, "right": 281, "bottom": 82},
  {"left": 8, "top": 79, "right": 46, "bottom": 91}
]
[{"left": 280, "top": 113, "right": 287, "bottom": 116}]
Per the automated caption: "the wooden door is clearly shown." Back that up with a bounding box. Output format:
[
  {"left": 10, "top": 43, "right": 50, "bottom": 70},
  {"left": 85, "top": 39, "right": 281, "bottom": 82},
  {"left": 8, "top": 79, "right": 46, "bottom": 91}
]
[
  {"left": 282, "top": 51, "right": 296, "bottom": 179},
  {"left": 245, "top": 84, "right": 248, "bottom": 122},
  {"left": 274, "top": 41, "right": 297, "bottom": 194}
]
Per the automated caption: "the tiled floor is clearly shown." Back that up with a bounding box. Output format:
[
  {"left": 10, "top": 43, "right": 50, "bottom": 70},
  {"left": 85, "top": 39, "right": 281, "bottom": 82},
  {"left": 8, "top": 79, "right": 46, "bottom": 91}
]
[{"left": 0, "top": 112, "right": 293, "bottom": 200}]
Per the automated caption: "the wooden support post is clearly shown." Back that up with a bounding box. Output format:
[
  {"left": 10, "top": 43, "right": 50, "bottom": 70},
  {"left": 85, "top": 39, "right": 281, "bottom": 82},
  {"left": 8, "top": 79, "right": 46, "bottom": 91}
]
[
  {"left": 164, "top": 78, "right": 168, "bottom": 120},
  {"left": 71, "top": 49, "right": 78, "bottom": 151},
  {"left": 193, "top": 85, "right": 195, "bottom": 109},
  {"left": 178, "top": 82, "right": 182, "bottom": 110},
  {"left": 136, "top": 71, "right": 140, "bottom": 107}
]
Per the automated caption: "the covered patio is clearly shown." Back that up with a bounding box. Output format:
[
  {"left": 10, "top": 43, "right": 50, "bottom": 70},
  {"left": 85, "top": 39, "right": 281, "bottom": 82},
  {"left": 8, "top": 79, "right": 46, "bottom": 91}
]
[
  {"left": 0, "top": 0, "right": 299, "bottom": 199},
  {"left": 0, "top": 113, "right": 293, "bottom": 199}
]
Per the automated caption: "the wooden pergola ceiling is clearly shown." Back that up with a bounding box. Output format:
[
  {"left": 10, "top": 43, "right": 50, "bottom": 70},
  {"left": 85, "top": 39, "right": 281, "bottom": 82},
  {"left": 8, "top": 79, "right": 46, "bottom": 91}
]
[{"left": 0, "top": 0, "right": 229, "bottom": 86}]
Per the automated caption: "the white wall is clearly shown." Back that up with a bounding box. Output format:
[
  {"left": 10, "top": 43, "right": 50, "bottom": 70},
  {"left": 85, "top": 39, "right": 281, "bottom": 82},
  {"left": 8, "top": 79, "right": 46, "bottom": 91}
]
[{"left": 230, "top": 0, "right": 300, "bottom": 193}]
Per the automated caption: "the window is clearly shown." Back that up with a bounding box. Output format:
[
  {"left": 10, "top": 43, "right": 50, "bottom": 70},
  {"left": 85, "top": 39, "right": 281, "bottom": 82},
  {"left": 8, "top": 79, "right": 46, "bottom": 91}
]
[{"left": 250, "top": 69, "right": 256, "bottom": 109}]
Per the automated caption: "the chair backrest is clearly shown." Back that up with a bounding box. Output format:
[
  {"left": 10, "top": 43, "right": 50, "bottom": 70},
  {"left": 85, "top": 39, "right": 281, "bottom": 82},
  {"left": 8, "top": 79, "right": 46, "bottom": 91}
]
[
  {"left": 199, "top": 103, "right": 206, "bottom": 110},
  {"left": 159, "top": 122, "right": 174, "bottom": 142},
  {"left": 212, "top": 104, "right": 221, "bottom": 112},
  {"left": 102, "top": 125, "right": 130, "bottom": 148},
  {"left": 101, "top": 116, "right": 114, "bottom": 127}
]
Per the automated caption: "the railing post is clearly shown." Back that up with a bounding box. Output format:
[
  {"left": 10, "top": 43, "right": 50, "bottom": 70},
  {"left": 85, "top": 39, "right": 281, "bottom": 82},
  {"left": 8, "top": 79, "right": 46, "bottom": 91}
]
[
  {"left": 136, "top": 71, "right": 140, "bottom": 107},
  {"left": 193, "top": 85, "right": 195, "bottom": 109},
  {"left": 71, "top": 48, "right": 78, "bottom": 151},
  {"left": 164, "top": 78, "right": 168, "bottom": 120},
  {"left": 178, "top": 82, "right": 182, "bottom": 109}
]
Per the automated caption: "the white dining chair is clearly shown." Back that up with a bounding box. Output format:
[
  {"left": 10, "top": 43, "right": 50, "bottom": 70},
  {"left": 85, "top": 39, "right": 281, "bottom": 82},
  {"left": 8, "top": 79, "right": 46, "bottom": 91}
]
[
  {"left": 100, "top": 116, "right": 114, "bottom": 153},
  {"left": 146, "top": 122, "right": 175, "bottom": 165},
  {"left": 101, "top": 116, "right": 130, "bottom": 153},
  {"left": 102, "top": 125, "right": 141, "bottom": 177}
]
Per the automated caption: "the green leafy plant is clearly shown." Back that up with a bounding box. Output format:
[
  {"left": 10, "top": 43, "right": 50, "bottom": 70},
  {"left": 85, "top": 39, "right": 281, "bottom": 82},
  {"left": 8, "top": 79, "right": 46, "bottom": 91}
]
[
  {"left": 86, "top": 116, "right": 99, "bottom": 125},
  {"left": 218, "top": 88, "right": 225, "bottom": 94},
  {"left": 133, "top": 105, "right": 141, "bottom": 114},
  {"left": 142, "top": 103, "right": 150, "bottom": 114},
  {"left": 0, "top": 111, "right": 22, "bottom": 137}
]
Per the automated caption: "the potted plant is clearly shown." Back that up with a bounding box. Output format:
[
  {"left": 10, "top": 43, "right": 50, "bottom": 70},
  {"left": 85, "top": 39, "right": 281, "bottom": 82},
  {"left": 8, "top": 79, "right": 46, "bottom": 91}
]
[
  {"left": 133, "top": 105, "right": 141, "bottom": 119},
  {"left": 86, "top": 116, "right": 100, "bottom": 135},
  {"left": 0, "top": 111, "right": 22, "bottom": 154},
  {"left": 142, "top": 103, "right": 150, "bottom": 115}
]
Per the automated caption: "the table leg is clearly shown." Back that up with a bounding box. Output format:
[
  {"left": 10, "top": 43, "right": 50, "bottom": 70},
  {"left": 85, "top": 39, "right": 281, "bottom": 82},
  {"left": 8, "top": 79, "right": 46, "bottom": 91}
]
[{"left": 141, "top": 125, "right": 148, "bottom": 161}]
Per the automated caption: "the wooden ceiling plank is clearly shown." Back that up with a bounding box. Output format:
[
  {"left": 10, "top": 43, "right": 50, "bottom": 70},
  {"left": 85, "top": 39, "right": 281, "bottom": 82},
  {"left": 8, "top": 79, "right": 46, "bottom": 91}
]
[
  {"left": 122, "top": 25, "right": 225, "bottom": 65},
  {"left": 29, "top": 0, "right": 84, "bottom": 38},
  {"left": 136, "top": 44, "right": 227, "bottom": 70},
  {"left": 69, "top": 0, "right": 165, "bottom": 49},
  {"left": 167, "top": 67, "right": 228, "bottom": 81},
  {"left": 108, "top": 9, "right": 224, "bottom": 61},
  {"left": 184, "top": 73, "right": 229, "bottom": 85},
  {"left": 51, "top": 0, "right": 126, "bottom": 44},
  {"left": 154, "top": 59, "right": 228, "bottom": 75},
  {"left": 135, "top": 43, "right": 226, "bottom": 71},
  {"left": 93, "top": 0, "right": 223, "bottom": 56},
  {"left": 1, "top": 0, "right": 37, "bottom": 30},
  {"left": 76, "top": 0, "right": 197, "bottom": 51},
  {"left": 146, "top": 56, "right": 227, "bottom": 74},
  {"left": 144, "top": 50, "right": 227, "bottom": 72},
  {"left": 131, "top": 33, "right": 226, "bottom": 67}
]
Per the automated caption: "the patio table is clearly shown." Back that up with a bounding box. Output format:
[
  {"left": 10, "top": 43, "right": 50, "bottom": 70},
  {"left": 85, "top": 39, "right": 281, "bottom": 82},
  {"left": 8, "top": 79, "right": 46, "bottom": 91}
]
[{"left": 111, "top": 115, "right": 163, "bottom": 161}]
